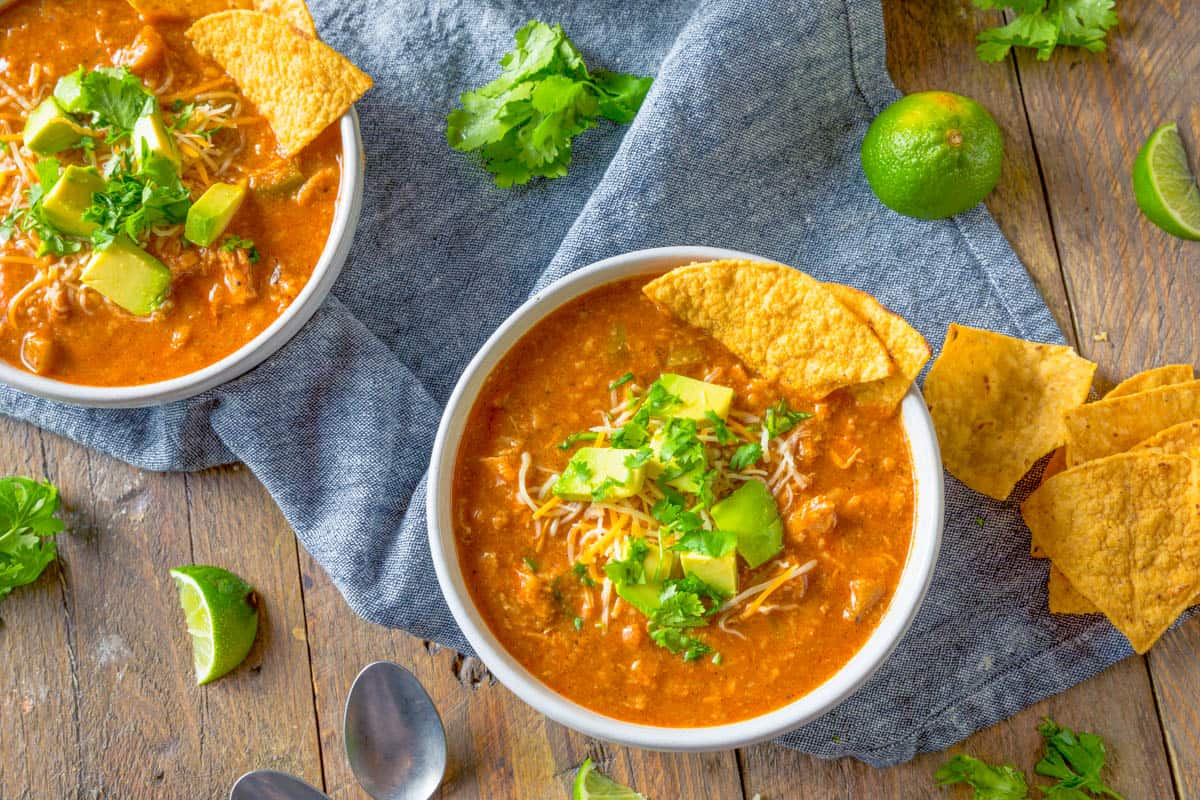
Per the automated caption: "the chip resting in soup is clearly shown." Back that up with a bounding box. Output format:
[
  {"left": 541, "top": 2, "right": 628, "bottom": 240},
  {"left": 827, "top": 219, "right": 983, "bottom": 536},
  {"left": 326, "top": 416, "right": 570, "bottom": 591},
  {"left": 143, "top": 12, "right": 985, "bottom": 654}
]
[
  {"left": 0, "top": 0, "right": 370, "bottom": 386},
  {"left": 452, "top": 276, "right": 917, "bottom": 727}
]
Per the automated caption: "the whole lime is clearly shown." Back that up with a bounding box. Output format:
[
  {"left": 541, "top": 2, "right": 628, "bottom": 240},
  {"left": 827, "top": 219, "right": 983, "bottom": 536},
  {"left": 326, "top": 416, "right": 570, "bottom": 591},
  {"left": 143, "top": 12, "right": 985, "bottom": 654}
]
[{"left": 861, "top": 90, "right": 1004, "bottom": 220}]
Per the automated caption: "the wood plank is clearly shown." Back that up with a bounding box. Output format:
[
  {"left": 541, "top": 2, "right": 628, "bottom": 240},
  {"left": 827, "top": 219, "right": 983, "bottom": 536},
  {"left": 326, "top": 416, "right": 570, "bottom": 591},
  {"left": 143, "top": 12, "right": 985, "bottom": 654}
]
[
  {"left": 297, "top": 553, "right": 746, "bottom": 800},
  {"left": 738, "top": 1, "right": 1174, "bottom": 796},
  {"left": 1008, "top": 0, "right": 1200, "bottom": 795},
  {"left": 0, "top": 420, "right": 77, "bottom": 800},
  {"left": 879, "top": 0, "right": 1074, "bottom": 339},
  {"left": 182, "top": 465, "right": 324, "bottom": 792}
]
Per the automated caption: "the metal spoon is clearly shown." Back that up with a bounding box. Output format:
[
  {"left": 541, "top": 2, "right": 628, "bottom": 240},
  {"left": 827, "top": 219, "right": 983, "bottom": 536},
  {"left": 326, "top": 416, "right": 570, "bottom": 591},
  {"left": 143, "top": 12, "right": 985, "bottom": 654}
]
[
  {"left": 343, "top": 661, "right": 447, "bottom": 800},
  {"left": 230, "top": 769, "right": 332, "bottom": 800}
]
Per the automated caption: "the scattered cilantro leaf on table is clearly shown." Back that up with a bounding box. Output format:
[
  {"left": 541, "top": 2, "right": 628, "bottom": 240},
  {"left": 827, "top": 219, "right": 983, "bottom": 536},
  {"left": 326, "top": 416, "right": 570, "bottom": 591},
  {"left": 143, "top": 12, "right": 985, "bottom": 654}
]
[
  {"left": 972, "top": 1, "right": 1118, "bottom": 63},
  {"left": 935, "top": 754, "right": 1029, "bottom": 799},
  {"left": 1035, "top": 718, "right": 1124, "bottom": 799},
  {"left": 0, "top": 478, "right": 66, "bottom": 602},
  {"left": 446, "top": 20, "right": 653, "bottom": 187}
]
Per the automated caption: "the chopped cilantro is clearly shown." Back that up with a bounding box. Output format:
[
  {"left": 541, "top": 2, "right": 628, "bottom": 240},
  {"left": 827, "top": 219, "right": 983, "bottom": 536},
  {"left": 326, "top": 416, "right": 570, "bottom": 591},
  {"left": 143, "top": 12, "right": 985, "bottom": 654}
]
[
  {"left": 608, "top": 371, "right": 636, "bottom": 391},
  {"left": 590, "top": 477, "right": 619, "bottom": 501},
  {"left": 763, "top": 399, "right": 813, "bottom": 439},
  {"left": 668, "top": 528, "right": 736, "bottom": 558},
  {"left": 640, "top": 379, "right": 682, "bottom": 418},
  {"left": 5, "top": 159, "right": 85, "bottom": 257},
  {"left": 85, "top": 150, "right": 190, "bottom": 247},
  {"left": 572, "top": 616, "right": 583, "bottom": 630},
  {"left": 704, "top": 410, "right": 732, "bottom": 444},
  {"left": 0, "top": 477, "right": 66, "bottom": 602},
  {"left": 611, "top": 419, "right": 649, "bottom": 449},
  {"left": 649, "top": 627, "right": 711, "bottom": 662},
  {"left": 935, "top": 754, "right": 1028, "bottom": 799},
  {"left": 729, "top": 442, "right": 763, "bottom": 471},
  {"left": 222, "top": 234, "right": 261, "bottom": 264},
  {"left": 445, "top": 20, "right": 653, "bottom": 187},
  {"left": 557, "top": 431, "right": 599, "bottom": 451},
  {"left": 603, "top": 537, "right": 648, "bottom": 585},
  {"left": 656, "top": 418, "right": 706, "bottom": 482},
  {"left": 976, "top": 516, "right": 986, "bottom": 528},
  {"left": 572, "top": 561, "right": 596, "bottom": 587},
  {"left": 650, "top": 586, "right": 707, "bottom": 628},
  {"left": 522, "top": 556, "right": 539, "bottom": 573},
  {"left": 63, "top": 67, "right": 156, "bottom": 142}
]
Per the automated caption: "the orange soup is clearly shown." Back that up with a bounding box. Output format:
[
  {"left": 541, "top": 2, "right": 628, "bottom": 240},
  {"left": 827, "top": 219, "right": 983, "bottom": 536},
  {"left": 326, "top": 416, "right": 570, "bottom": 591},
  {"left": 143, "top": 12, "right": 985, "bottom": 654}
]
[
  {"left": 453, "top": 277, "right": 915, "bottom": 727},
  {"left": 0, "top": 0, "right": 341, "bottom": 385}
]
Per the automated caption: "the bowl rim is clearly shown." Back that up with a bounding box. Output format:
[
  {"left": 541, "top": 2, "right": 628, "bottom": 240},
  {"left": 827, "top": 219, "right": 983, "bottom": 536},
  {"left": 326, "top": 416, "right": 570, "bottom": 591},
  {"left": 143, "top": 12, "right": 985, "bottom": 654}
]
[
  {"left": 0, "top": 109, "right": 365, "bottom": 408},
  {"left": 428, "top": 245, "right": 945, "bottom": 751}
]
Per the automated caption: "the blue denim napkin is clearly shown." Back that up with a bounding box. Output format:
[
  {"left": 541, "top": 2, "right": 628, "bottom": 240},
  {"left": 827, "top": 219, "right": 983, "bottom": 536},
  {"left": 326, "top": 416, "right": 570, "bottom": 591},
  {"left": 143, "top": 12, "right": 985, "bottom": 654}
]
[{"left": 0, "top": 0, "right": 1136, "bottom": 766}]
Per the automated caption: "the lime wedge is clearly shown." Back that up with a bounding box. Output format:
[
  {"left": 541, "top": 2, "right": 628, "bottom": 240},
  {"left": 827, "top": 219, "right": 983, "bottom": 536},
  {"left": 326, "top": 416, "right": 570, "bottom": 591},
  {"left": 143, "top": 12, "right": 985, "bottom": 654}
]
[
  {"left": 169, "top": 565, "right": 259, "bottom": 685},
  {"left": 573, "top": 758, "right": 648, "bottom": 800},
  {"left": 1132, "top": 122, "right": 1200, "bottom": 240}
]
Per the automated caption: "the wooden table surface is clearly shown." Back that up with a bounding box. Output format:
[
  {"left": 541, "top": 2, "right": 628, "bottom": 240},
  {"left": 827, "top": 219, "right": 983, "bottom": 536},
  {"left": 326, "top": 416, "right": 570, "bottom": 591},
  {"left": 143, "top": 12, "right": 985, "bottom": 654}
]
[{"left": 3, "top": 2, "right": 1199, "bottom": 798}]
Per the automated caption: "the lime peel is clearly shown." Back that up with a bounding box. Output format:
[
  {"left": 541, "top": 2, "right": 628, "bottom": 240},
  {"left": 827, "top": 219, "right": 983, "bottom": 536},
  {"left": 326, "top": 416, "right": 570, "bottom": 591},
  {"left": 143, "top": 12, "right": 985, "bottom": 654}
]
[
  {"left": 170, "top": 565, "right": 259, "bottom": 685},
  {"left": 1132, "top": 122, "right": 1200, "bottom": 241},
  {"left": 573, "top": 757, "right": 648, "bottom": 800}
]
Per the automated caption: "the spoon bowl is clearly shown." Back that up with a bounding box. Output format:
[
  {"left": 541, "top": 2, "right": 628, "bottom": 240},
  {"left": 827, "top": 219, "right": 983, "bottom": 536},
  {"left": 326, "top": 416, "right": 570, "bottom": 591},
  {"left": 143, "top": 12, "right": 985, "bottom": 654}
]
[
  {"left": 230, "top": 770, "right": 331, "bottom": 800},
  {"left": 343, "top": 661, "right": 447, "bottom": 800}
]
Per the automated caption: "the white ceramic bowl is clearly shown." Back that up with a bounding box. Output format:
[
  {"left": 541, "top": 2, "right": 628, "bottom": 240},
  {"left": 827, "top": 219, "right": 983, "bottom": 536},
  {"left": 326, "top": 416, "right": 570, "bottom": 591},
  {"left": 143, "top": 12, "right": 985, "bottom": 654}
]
[
  {"left": 429, "top": 245, "right": 945, "bottom": 751},
  {"left": 0, "top": 110, "right": 365, "bottom": 408}
]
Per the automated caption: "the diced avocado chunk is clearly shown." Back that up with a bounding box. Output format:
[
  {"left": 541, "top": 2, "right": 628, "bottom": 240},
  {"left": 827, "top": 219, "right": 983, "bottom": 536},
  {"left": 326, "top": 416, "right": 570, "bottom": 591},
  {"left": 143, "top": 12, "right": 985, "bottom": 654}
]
[
  {"left": 650, "top": 373, "right": 734, "bottom": 421},
  {"left": 80, "top": 236, "right": 171, "bottom": 316},
  {"left": 53, "top": 69, "right": 87, "bottom": 113},
  {"left": 711, "top": 480, "right": 784, "bottom": 569},
  {"left": 615, "top": 582, "right": 663, "bottom": 617},
  {"left": 645, "top": 428, "right": 705, "bottom": 493},
  {"left": 41, "top": 165, "right": 105, "bottom": 237},
  {"left": 680, "top": 550, "right": 738, "bottom": 596},
  {"left": 185, "top": 182, "right": 246, "bottom": 247},
  {"left": 552, "top": 447, "right": 645, "bottom": 501},
  {"left": 22, "top": 98, "right": 82, "bottom": 155},
  {"left": 133, "top": 111, "right": 181, "bottom": 173}
]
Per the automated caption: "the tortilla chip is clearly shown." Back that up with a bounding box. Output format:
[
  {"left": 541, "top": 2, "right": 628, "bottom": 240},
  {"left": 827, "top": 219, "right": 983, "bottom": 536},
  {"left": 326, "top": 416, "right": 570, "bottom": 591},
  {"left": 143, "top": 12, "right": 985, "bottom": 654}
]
[
  {"left": 1105, "top": 364, "right": 1195, "bottom": 400},
  {"left": 128, "top": 0, "right": 315, "bottom": 33},
  {"left": 642, "top": 260, "right": 893, "bottom": 399},
  {"left": 1022, "top": 452, "right": 1200, "bottom": 653},
  {"left": 1047, "top": 565, "right": 1101, "bottom": 614},
  {"left": 824, "top": 283, "right": 930, "bottom": 412},
  {"left": 1063, "top": 379, "right": 1200, "bottom": 467},
  {"left": 1131, "top": 419, "right": 1200, "bottom": 459},
  {"left": 187, "top": 10, "right": 371, "bottom": 156},
  {"left": 924, "top": 324, "right": 1096, "bottom": 499}
]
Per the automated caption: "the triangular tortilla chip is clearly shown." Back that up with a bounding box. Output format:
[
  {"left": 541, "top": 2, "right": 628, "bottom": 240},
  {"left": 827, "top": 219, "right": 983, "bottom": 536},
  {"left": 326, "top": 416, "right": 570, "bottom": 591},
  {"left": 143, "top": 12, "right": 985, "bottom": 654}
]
[
  {"left": 1064, "top": 379, "right": 1200, "bottom": 467},
  {"left": 642, "top": 260, "right": 893, "bottom": 400},
  {"left": 1047, "top": 565, "right": 1102, "bottom": 615},
  {"left": 924, "top": 324, "right": 1096, "bottom": 499},
  {"left": 1023, "top": 452, "right": 1200, "bottom": 652},
  {"left": 187, "top": 10, "right": 371, "bottom": 156},
  {"left": 824, "top": 283, "right": 930, "bottom": 412},
  {"left": 1106, "top": 364, "right": 1194, "bottom": 399}
]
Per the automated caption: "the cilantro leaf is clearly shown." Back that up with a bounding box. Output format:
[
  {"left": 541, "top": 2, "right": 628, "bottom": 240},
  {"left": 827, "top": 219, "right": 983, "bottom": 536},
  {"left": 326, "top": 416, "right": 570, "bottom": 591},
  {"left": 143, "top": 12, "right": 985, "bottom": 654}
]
[
  {"left": 0, "top": 477, "right": 65, "bottom": 602},
  {"left": 935, "top": 754, "right": 1029, "bottom": 799},
  {"left": 668, "top": 527, "right": 736, "bottom": 558},
  {"left": 603, "top": 537, "right": 649, "bottom": 585},
  {"left": 763, "top": 399, "right": 813, "bottom": 439},
  {"left": 74, "top": 67, "right": 156, "bottom": 141},
  {"left": 972, "top": 1, "right": 1118, "bottom": 63},
  {"left": 222, "top": 235, "right": 261, "bottom": 264},
  {"left": 85, "top": 150, "right": 190, "bottom": 247},
  {"left": 649, "top": 627, "right": 711, "bottom": 661},
  {"left": 704, "top": 410, "right": 732, "bottom": 444},
  {"left": 1035, "top": 718, "right": 1123, "bottom": 799},
  {"left": 650, "top": 587, "right": 707, "bottom": 628},
  {"left": 572, "top": 561, "right": 596, "bottom": 587},
  {"left": 446, "top": 20, "right": 652, "bottom": 186},
  {"left": 5, "top": 159, "right": 85, "bottom": 257},
  {"left": 729, "top": 443, "right": 763, "bottom": 471}
]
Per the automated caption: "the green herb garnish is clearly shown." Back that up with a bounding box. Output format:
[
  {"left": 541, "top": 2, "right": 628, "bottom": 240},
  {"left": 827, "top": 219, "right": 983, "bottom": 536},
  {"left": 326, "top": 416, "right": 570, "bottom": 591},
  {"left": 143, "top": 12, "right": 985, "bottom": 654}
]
[
  {"left": 572, "top": 616, "right": 583, "bottom": 630},
  {"left": 522, "top": 556, "right": 539, "bottom": 573},
  {"left": 557, "top": 431, "right": 599, "bottom": 451},
  {"left": 85, "top": 150, "right": 190, "bottom": 247},
  {"left": 935, "top": 754, "right": 1029, "bottom": 799},
  {"left": 1035, "top": 718, "right": 1123, "bottom": 798},
  {"left": 60, "top": 66, "right": 156, "bottom": 142},
  {"left": 763, "top": 399, "right": 813, "bottom": 439},
  {"left": 729, "top": 443, "right": 763, "bottom": 471},
  {"left": 608, "top": 371, "right": 636, "bottom": 391},
  {"left": 0, "top": 478, "right": 66, "bottom": 602},
  {"left": 222, "top": 235, "right": 261, "bottom": 264},
  {"left": 572, "top": 561, "right": 596, "bottom": 587},
  {"left": 704, "top": 410, "right": 732, "bottom": 444},
  {"left": 973, "top": 1, "right": 1118, "bottom": 63},
  {"left": 445, "top": 20, "right": 653, "bottom": 187}
]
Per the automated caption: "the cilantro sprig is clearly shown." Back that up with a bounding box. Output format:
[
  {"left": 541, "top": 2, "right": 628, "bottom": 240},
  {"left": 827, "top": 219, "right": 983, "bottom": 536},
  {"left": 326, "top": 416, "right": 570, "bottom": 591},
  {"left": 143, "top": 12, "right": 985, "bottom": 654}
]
[
  {"left": 935, "top": 755, "right": 1029, "bottom": 799},
  {"left": 446, "top": 20, "right": 653, "bottom": 187},
  {"left": 84, "top": 150, "right": 190, "bottom": 247},
  {"left": 1, "top": 159, "right": 84, "bottom": 257},
  {"left": 0, "top": 478, "right": 66, "bottom": 602},
  {"left": 973, "top": 1, "right": 1118, "bottom": 63}
]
